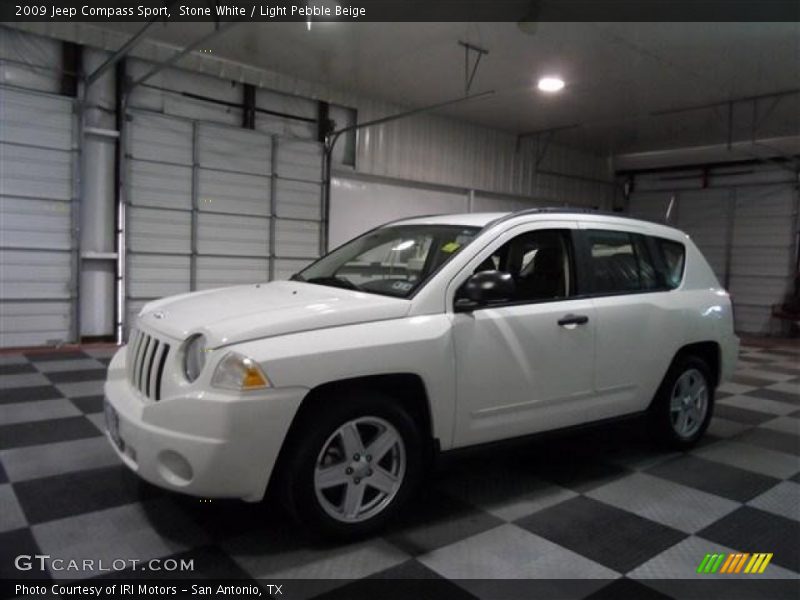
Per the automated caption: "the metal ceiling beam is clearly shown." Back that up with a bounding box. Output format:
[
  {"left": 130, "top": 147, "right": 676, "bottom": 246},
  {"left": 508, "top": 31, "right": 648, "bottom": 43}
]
[
  {"left": 650, "top": 88, "right": 800, "bottom": 117},
  {"left": 127, "top": 21, "right": 239, "bottom": 91},
  {"left": 85, "top": 11, "right": 172, "bottom": 87}
]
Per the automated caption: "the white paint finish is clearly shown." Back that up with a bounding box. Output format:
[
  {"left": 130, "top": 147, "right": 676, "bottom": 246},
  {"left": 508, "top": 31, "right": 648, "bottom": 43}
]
[{"left": 106, "top": 212, "right": 737, "bottom": 503}]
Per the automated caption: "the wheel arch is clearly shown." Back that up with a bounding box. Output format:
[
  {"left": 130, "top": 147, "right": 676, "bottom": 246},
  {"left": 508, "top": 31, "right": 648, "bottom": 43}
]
[{"left": 267, "top": 373, "right": 436, "bottom": 492}]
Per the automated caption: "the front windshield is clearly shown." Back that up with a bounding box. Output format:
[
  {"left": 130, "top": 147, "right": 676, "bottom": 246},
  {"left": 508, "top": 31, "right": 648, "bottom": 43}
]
[{"left": 294, "top": 224, "right": 480, "bottom": 298}]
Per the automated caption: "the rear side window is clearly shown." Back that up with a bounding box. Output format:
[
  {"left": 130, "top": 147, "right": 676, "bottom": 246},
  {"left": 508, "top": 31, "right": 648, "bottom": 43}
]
[
  {"left": 652, "top": 237, "right": 686, "bottom": 289},
  {"left": 586, "top": 229, "right": 660, "bottom": 294}
]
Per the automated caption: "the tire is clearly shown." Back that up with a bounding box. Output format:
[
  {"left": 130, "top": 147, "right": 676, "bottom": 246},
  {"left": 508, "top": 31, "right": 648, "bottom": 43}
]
[
  {"left": 278, "top": 390, "right": 424, "bottom": 540},
  {"left": 647, "top": 355, "right": 715, "bottom": 450}
]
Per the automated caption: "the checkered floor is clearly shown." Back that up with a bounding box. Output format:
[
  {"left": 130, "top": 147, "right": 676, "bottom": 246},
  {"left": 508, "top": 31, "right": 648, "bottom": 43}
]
[{"left": 0, "top": 342, "right": 798, "bottom": 598}]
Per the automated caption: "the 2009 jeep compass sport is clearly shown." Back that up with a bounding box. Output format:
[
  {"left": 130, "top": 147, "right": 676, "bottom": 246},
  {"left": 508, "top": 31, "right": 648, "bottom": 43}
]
[{"left": 104, "top": 209, "right": 738, "bottom": 537}]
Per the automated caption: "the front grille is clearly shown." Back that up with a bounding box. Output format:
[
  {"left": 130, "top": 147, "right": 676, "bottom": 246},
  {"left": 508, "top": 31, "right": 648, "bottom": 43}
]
[{"left": 126, "top": 329, "right": 170, "bottom": 401}]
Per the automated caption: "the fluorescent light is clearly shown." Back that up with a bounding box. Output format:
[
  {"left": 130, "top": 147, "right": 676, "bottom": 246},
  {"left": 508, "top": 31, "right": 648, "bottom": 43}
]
[{"left": 537, "top": 76, "right": 565, "bottom": 93}]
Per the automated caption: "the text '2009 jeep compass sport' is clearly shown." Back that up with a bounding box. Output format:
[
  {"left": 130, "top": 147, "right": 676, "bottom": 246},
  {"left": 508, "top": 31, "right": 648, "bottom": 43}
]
[{"left": 104, "top": 209, "right": 739, "bottom": 537}]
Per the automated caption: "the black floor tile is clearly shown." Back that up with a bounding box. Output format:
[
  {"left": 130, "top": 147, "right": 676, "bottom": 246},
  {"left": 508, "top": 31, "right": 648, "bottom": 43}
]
[
  {"left": 384, "top": 490, "right": 504, "bottom": 556},
  {"left": 0, "top": 416, "right": 100, "bottom": 450},
  {"left": 584, "top": 578, "right": 672, "bottom": 600},
  {"left": 25, "top": 350, "right": 89, "bottom": 362},
  {"left": 13, "top": 465, "right": 161, "bottom": 524},
  {"left": 0, "top": 385, "right": 63, "bottom": 404},
  {"left": 314, "top": 560, "right": 479, "bottom": 600},
  {"left": 646, "top": 455, "right": 780, "bottom": 502},
  {"left": 699, "top": 506, "right": 800, "bottom": 573},
  {"left": 0, "top": 528, "right": 49, "bottom": 579},
  {"left": 515, "top": 496, "right": 686, "bottom": 573},
  {"left": 44, "top": 368, "right": 108, "bottom": 384},
  {"left": 0, "top": 363, "right": 37, "bottom": 375},
  {"left": 714, "top": 404, "right": 776, "bottom": 425},
  {"left": 70, "top": 395, "right": 105, "bottom": 414},
  {"left": 746, "top": 388, "right": 799, "bottom": 406}
]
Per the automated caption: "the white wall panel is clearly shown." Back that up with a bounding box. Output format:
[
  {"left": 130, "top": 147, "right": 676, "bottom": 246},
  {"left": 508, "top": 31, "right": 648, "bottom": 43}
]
[
  {"left": 128, "top": 112, "right": 193, "bottom": 165},
  {"left": 0, "top": 301, "right": 71, "bottom": 348},
  {"left": 197, "top": 169, "right": 271, "bottom": 216},
  {"left": 197, "top": 213, "right": 270, "bottom": 257},
  {"left": 274, "top": 179, "right": 320, "bottom": 220},
  {"left": 329, "top": 177, "right": 469, "bottom": 247},
  {"left": 128, "top": 207, "right": 191, "bottom": 255},
  {"left": 275, "top": 220, "right": 321, "bottom": 258},
  {"left": 128, "top": 160, "right": 192, "bottom": 210},
  {"left": 677, "top": 189, "right": 730, "bottom": 283},
  {"left": 0, "top": 197, "right": 71, "bottom": 249},
  {"left": 128, "top": 254, "right": 190, "bottom": 300},
  {"left": 275, "top": 138, "right": 323, "bottom": 182},
  {"left": 0, "top": 29, "right": 61, "bottom": 93},
  {"left": 729, "top": 185, "right": 797, "bottom": 334},
  {"left": 0, "top": 85, "right": 74, "bottom": 347},
  {"left": 197, "top": 124, "right": 272, "bottom": 175},
  {"left": 197, "top": 257, "right": 269, "bottom": 290}
]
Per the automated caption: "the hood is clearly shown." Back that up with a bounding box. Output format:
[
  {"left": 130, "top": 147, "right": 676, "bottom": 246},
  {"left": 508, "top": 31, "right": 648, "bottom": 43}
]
[{"left": 136, "top": 281, "right": 411, "bottom": 348}]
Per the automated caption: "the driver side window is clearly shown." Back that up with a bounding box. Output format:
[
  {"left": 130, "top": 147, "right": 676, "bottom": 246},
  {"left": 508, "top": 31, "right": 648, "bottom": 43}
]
[{"left": 474, "top": 229, "right": 574, "bottom": 303}]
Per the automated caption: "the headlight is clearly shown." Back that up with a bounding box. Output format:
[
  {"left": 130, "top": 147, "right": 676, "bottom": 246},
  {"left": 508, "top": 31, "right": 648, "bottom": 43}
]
[
  {"left": 183, "top": 334, "right": 207, "bottom": 382},
  {"left": 211, "top": 352, "right": 270, "bottom": 391}
]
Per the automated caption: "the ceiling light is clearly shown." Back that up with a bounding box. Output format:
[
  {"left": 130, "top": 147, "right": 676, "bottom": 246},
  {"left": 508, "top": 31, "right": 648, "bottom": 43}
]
[{"left": 537, "top": 76, "right": 565, "bottom": 93}]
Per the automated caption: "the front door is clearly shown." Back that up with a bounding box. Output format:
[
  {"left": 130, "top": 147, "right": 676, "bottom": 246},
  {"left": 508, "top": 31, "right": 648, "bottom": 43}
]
[{"left": 450, "top": 223, "right": 597, "bottom": 447}]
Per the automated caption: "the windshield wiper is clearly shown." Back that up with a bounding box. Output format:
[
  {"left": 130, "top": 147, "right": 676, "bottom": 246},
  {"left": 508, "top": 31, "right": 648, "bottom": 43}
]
[
  {"left": 289, "top": 273, "right": 305, "bottom": 282},
  {"left": 304, "top": 276, "right": 361, "bottom": 291}
]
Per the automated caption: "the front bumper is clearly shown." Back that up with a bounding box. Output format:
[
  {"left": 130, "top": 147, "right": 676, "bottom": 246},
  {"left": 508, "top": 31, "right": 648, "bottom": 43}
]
[{"left": 103, "top": 346, "right": 306, "bottom": 501}]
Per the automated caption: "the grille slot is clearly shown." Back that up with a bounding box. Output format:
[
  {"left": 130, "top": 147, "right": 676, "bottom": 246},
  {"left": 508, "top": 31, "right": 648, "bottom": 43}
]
[{"left": 126, "top": 329, "right": 170, "bottom": 401}]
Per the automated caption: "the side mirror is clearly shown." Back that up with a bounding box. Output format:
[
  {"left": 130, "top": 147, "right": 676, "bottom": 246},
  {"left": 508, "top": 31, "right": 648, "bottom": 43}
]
[{"left": 455, "top": 270, "right": 516, "bottom": 311}]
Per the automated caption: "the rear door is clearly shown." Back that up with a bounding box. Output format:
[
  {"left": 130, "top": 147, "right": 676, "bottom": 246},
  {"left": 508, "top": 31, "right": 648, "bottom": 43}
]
[{"left": 577, "top": 223, "right": 680, "bottom": 414}]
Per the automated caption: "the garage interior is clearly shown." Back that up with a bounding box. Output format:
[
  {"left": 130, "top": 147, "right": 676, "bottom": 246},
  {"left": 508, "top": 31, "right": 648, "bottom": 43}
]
[{"left": 1, "top": 18, "right": 799, "bottom": 597}]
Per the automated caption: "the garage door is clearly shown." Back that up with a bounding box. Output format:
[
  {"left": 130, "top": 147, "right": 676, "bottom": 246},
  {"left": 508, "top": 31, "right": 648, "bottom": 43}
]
[
  {"left": 125, "top": 109, "right": 323, "bottom": 335},
  {"left": 729, "top": 185, "right": 797, "bottom": 333},
  {"left": 0, "top": 87, "right": 76, "bottom": 347}
]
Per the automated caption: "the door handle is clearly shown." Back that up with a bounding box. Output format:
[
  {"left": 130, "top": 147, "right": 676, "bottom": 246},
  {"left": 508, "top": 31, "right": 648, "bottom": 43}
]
[{"left": 558, "top": 314, "right": 589, "bottom": 326}]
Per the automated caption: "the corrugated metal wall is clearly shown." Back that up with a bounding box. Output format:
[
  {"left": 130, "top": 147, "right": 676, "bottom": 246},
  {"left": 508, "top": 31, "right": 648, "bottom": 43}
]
[
  {"left": 625, "top": 164, "right": 799, "bottom": 334},
  {"left": 122, "top": 58, "right": 324, "bottom": 333},
  {"left": 352, "top": 97, "right": 612, "bottom": 206},
  {"left": 0, "top": 86, "right": 77, "bottom": 347}
]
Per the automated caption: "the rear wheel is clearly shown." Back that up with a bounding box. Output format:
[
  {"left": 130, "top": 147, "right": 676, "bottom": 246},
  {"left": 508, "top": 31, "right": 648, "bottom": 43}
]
[
  {"left": 648, "top": 355, "right": 714, "bottom": 449},
  {"left": 279, "top": 391, "right": 423, "bottom": 539}
]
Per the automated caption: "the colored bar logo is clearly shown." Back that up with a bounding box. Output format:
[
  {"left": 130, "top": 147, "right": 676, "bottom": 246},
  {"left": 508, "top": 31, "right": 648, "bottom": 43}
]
[{"left": 697, "top": 553, "right": 773, "bottom": 574}]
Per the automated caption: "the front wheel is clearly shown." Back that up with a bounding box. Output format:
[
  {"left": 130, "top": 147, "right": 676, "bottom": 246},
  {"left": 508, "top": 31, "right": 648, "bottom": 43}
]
[
  {"left": 279, "top": 392, "right": 423, "bottom": 539},
  {"left": 648, "top": 355, "right": 714, "bottom": 450}
]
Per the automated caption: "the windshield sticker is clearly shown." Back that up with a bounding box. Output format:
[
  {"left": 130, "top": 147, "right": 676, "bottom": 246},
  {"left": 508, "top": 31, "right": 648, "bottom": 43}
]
[
  {"left": 441, "top": 242, "right": 461, "bottom": 253},
  {"left": 392, "top": 281, "right": 414, "bottom": 292}
]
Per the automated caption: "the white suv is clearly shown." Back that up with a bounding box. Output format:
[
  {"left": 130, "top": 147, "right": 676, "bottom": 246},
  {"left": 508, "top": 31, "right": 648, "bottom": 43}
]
[{"left": 104, "top": 209, "right": 739, "bottom": 537}]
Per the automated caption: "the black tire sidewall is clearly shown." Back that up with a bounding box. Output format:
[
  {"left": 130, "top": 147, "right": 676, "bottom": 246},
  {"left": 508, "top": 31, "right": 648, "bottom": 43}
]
[
  {"left": 283, "top": 391, "right": 423, "bottom": 540},
  {"left": 649, "top": 355, "right": 715, "bottom": 449}
]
